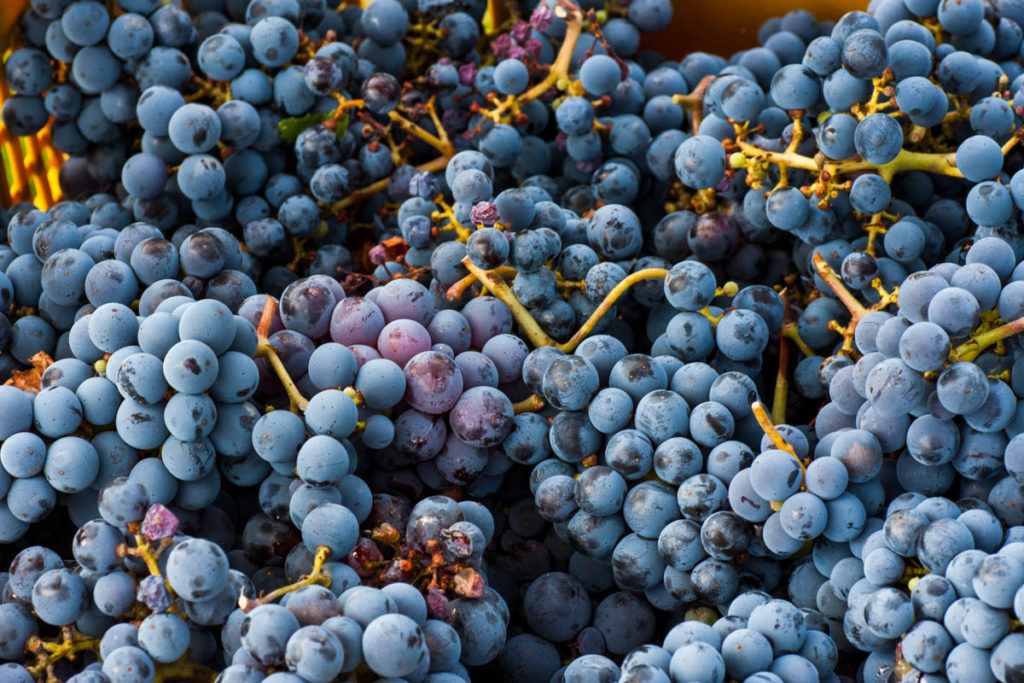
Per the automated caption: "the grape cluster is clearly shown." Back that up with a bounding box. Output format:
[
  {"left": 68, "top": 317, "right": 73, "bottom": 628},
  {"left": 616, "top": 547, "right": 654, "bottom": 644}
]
[{"left": 7, "top": 0, "right": 1024, "bottom": 680}]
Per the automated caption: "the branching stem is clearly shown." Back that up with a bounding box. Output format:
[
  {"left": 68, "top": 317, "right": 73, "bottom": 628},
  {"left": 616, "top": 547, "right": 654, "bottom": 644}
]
[
  {"left": 513, "top": 394, "right": 546, "bottom": 413},
  {"left": 557, "top": 268, "right": 668, "bottom": 352},
  {"left": 240, "top": 545, "right": 332, "bottom": 611},
  {"left": 951, "top": 316, "right": 1024, "bottom": 363}
]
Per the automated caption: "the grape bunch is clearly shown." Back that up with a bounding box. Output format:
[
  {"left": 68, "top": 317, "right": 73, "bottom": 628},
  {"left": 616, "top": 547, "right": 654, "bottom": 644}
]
[{"left": 7, "top": 0, "right": 1024, "bottom": 680}]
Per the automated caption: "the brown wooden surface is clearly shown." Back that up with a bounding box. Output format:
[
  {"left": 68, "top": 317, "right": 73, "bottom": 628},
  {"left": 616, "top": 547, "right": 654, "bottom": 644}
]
[{"left": 639, "top": 0, "right": 854, "bottom": 58}]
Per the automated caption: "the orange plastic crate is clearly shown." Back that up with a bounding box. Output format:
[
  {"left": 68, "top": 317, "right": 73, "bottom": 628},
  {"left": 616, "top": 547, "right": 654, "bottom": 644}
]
[{"left": 0, "top": 0, "right": 65, "bottom": 211}]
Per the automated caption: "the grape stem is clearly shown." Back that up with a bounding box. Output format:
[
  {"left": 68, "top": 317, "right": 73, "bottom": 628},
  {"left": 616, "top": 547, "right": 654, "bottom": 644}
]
[
  {"left": 864, "top": 215, "right": 888, "bottom": 257},
  {"left": 258, "top": 344, "right": 310, "bottom": 412},
  {"left": 239, "top": 545, "right": 332, "bottom": 612},
  {"left": 460, "top": 257, "right": 558, "bottom": 348},
  {"left": 1003, "top": 126, "right": 1024, "bottom": 156},
  {"left": 433, "top": 197, "right": 472, "bottom": 241},
  {"left": 772, "top": 291, "right": 793, "bottom": 425},
  {"left": 125, "top": 531, "right": 170, "bottom": 580},
  {"left": 751, "top": 401, "right": 806, "bottom": 509},
  {"left": 811, "top": 252, "right": 868, "bottom": 324},
  {"left": 670, "top": 75, "right": 715, "bottom": 132},
  {"left": 479, "top": 4, "right": 585, "bottom": 124},
  {"left": 734, "top": 141, "right": 962, "bottom": 184},
  {"left": 446, "top": 266, "right": 511, "bottom": 300},
  {"left": 388, "top": 108, "right": 456, "bottom": 157},
  {"left": 154, "top": 659, "right": 218, "bottom": 683},
  {"left": 459, "top": 260, "right": 672, "bottom": 352},
  {"left": 772, "top": 337, "right": 790, "bottom": 425},
  {"left": 255, "top": 297, "right": 310, "bottom": 412},
  {"left": 782, "top": 323, "right": 815, "bottom": 357},
  {"left": 26, "top": 627, "right": 100, "bottom": 680},
  {"left": 751, "top": 401, "right": 798, "bottom": 460},
  {"left": 513, "top": 393, "right": 546, "bottom": 413},
  {"left": 424, "top": 97, "right": 451, "bottom": 150},
  {"left": 557, "top": 268, "right": 669, "bottom": 352},
  {"left": 445, "top": 267, "right": 577, "bottom": 301},
  {"left": 950, "top": 315, "right": 1024, "bottom": 363},
  {"left": 331, "top": 155, "right": 450, "bottom": 214}
]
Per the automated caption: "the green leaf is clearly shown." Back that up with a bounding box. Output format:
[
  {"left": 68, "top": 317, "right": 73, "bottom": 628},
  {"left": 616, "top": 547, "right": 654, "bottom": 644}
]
[
  {"left": 334, "top": 113, "right": 350, "bottom": 140},
  {"left": 277, "top": 112, "right": 332, "bottom": 143}
]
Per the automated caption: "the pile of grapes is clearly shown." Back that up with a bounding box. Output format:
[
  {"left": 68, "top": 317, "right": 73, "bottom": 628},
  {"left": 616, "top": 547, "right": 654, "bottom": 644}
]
[{"left": 6, "top": 0, "right": 1024, "bottom": 680}]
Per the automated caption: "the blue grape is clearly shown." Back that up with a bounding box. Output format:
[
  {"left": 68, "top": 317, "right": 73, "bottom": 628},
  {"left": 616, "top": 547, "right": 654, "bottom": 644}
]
[
  {"left": 674, "top": 135, "right": 726, "bottom": 189},
  {"left": 854, "top": 113, "right": 903, "bottom": 165},
  {"left": 957, "top": 134, "right": 1003, "bottom": 182}
]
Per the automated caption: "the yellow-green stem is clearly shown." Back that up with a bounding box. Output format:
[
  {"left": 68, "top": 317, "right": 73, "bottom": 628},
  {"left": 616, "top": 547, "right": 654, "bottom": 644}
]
[
  {"left": 736, "top": 142, "right": 962, "bottom": 183},
  {"left": 332, "top": 155, "right": 450, "bottom": 213},
  {"left": 558, "top": 268, "right": 669, "bottom": 352},
  {"left": 772, "top": 337, "right": 790, "bottom": 426},
  {"left": 950, "top": 315, "right": 1024, "bottom": 363},
  {"left": 445, "top": 266, "right": 518, "bottom": 301},
  {"left": 154, "top": 659, "right": 218, "bottom": 683},
  {"left": 388, "top": 110, "right": 455, "bottom": 157},
  {"left": 483, "top": 7, "right": 584, "bottom": 122},
  {"left": 513, "top": 393, "right": 546, "bottom": 413},
  {"left": 240, "top": 545, "right": 332, "bottom": 611},
  {"left": 671, "top": 75, "right": 715, "bottom": 132},
  {"left": 27, "top": 630, "right": 100, "bottom": 677},
  {"left": 256, "top": 341, "right": 310, "bottom": 412},
  {"left": 130, "top": 532, "right": 165, "bottom": 579},
  {"left": 812, "top": 253, "right": 868, "bottom": 323},
  {"left": 460, "top": 257, "right": 557, "bottom": 348},
  {"left": 751, "top": 401, "right": 805, "bottom": 510},
  {"left": 782, "top": 323, "right": 815, "bottom": 357}
]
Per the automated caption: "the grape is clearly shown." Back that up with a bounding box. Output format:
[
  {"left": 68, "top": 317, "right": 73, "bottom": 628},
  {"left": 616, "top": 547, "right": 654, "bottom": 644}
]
[
  {"left": 138, "top": 613, "right": 190, "bottom": 663},
  {"left": 668, "top": 641, "right": 725, "bottom": 683},
  {"left": 686, "top": 400, "right": 733, "bottom": 449},
  {"left": 715, "top": 309, "right": 769, "bottom": 362},
  {"left": 902, "top": 620, "right": 954, "bottom": 673},
  {"left": 937, "top": 362, "right": 990, "bottom": 415},
  {"left": 748, "top": 449, "right": 802, "bottom": 503},
  {"left": 355, "top": 358, "right": 406, "bottom": 410},
  {"left": 107, "top": 13, "right": 153, "bottom": 60},
  {"left": 301, "top": 503, "right": 358, "bottom": 558},
  {"left": 304, "top": 389, "right": 358, "bottom": 438},
  {"left": 242, "top": 605, "right": 301, "bottom": 666},
  {"left": 33, "top": 386, "right": 82, "bottom": 438},
  {"left": 403, "top": 350, "right": 463, "bottom": 414},
  {"left": 32, "top": 568, "right": 88, "bottom": 625},
  {"left": 957, "top": 135, "right": 1003, "bottom": 182},
  {"left": 674, "top": 135, "right": 726, "bottom": 190},
  {"left": 162, "top": 340, "right": 219, "bottom": 394},
  {"left": 579, "top": 55, "right": 621, "bottom": 96},
  {"left": 5, "top": 48, "right": 52, "bottom": 97},
  {"left": 541, "top": 355, "right": 599, "bottom": 410},
  {"left": 115, "top": 352, "right": 167, "bottom": 406},
  {"left": 167, "top": 103, "right": 221, "bottom": 155},
  {"left": 360, "top": 614, "right": 428, "bottom": 677},
  {"left": 719, "top": 78, "right": 765, "bottom": 123},
  {"left": 635, "top": 389, "right": 690, "bottom": 443},
  {"left": 448, "top": 386, "right": 514, "bottom": 448},
  {"left": 284, "top": 625, "right": 344, "bottom": 682},
  {"left": 88, "top": 303, "right": 138, "bottom": 353},
  {"left": 586, "top": 387, "right": 632, "bottom": 435},
  {"left": 252, "top": 410, "right": 306, "bottom": 464},
  {"left": 770, "top": 64, "right": 821, "bottom": 109},
  {"left": 938, "top": 0, "right": 984, "bottom": 34},
  {"left": 43, "top": 436, "right": 98, "bottom": 493}
]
